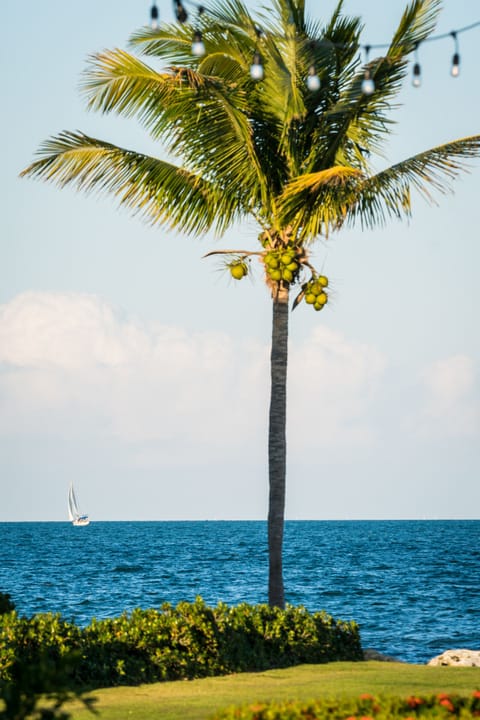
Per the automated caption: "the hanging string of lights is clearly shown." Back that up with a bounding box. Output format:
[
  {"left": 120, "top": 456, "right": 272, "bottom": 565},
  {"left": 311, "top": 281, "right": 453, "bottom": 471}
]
[{"left": 148, "top": 1, "right": 480, "bottom": 94}]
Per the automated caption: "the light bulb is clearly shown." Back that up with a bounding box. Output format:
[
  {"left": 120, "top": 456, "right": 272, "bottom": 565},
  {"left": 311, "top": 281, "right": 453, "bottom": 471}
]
[
  {"left": 306, "top": 66, "right": 321, "bottom": 91},
  {"left": 362, "top": 77, "right": 375, "bottom": 95},
  {"left": 451, "top": 52, "right": 460, "bottom": 77},
  {"left": 150, "top": 2, "right": 159, "bottom": 29},
  {"left": 250, "top": 52, "right": 264, "bottom": 81},
  {"left": 192, "top": 31, "right": 205, "bottom": 56},
  {"left": 361, "top": 70, "right": 375, "bottom": 95},
  {"left": 412, "top": 62, "right": 421, "bottom": 88}
]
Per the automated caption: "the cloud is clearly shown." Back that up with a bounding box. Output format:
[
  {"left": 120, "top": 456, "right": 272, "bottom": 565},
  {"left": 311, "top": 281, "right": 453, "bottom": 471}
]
[
  {"left": 0, "top": 292, "right": 269, "bottom": 463},
  {"left": 0, "top": 291, "right": 149, "bottom": 369},
  {"left": 417, "top": 354, "right": 479, "bottom": 438},
  {"left": 288, "top": 326, "right": 387, "bottom": 449},
  {"left": 0, "top": 292, "right": 389, "bottom": 467},
  {"left": 2, "top": 292, "right": 478, "bottom": 520}
]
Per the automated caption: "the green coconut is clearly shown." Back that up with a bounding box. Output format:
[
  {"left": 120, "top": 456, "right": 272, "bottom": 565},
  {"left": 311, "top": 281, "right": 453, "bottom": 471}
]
[
  {"left": 281, "top": 252, "right": 295, "bottom": 265},
  {"left": 230, "top": 263, "right": 247, "bottom": 280},
  {"left": 265, "top": 253, "right": 279, "bottom": 269}
]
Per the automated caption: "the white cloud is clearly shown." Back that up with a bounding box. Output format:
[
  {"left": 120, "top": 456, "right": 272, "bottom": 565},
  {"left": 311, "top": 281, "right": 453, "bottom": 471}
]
[
  {"left": 0, "top": 292, "right": 269, "bottom": 462},
  {"left": 417, "top": 354, "right": 479, "bottom": 438},
  {"left": 288, "top": 326, "right": 387, "bottom": 449},
  {"left": 2, "top": 292, "right": 479, "bottom": 520},
  {"left": 0, "top": 291, "right": 149, "bottom": 369},
  {"left": 0, "top": 292, "right": 388, "bottom": 466}
]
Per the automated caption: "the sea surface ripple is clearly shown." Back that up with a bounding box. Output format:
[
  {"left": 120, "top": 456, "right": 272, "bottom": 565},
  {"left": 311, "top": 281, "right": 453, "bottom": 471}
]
[{"left": 2, "top": 520, "right": 478, "bottom": 664}]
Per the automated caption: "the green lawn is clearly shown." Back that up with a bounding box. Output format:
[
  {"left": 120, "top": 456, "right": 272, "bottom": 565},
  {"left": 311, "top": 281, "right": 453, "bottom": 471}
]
[{"left": 65, "top": 661, "right": 480, "bottom": 720}]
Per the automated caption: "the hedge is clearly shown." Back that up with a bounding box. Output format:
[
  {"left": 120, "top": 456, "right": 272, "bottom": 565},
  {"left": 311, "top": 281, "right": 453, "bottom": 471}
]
[{"left": 0, "top": 597, "right": 362, "bottom": 688}]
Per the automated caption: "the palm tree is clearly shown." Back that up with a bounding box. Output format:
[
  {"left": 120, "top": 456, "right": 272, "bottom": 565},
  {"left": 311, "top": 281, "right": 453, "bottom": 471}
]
[{"left": 22, "top": 0, "right": 479, "bottom": 608}]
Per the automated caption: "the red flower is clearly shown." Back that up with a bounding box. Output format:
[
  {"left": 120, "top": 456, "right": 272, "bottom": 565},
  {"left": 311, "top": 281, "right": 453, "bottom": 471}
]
[
  {"left": 407, "top": 696, "right": 424, "bottom": 708},
  {"left": 439, "top": 698, "right": 455, "bottom": 712}
]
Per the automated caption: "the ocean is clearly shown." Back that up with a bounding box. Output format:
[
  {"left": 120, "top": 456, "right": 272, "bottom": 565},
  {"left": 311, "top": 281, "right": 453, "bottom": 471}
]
[{"left": 1, "top": 520, "right": 478, "bottom": 664}]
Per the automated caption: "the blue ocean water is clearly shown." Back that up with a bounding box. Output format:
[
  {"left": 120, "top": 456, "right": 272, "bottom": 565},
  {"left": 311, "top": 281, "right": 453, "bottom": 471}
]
[{"left": 1, "top": 520, "right": 478, "bottom": 665}]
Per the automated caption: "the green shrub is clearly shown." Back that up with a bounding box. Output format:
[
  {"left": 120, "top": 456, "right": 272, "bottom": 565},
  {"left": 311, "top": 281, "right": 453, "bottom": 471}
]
[
  {"left": 211, "top": 692, "right": 480, "bottom": 719},
  {"left": 0, "top": 598, "right": 362, "bottom": 688},
  {"left": 0, "top": 613, "right": 95, "bottom": 720},
  {"left": 0, "top": 595, "right": 14, "bottom": 616}
]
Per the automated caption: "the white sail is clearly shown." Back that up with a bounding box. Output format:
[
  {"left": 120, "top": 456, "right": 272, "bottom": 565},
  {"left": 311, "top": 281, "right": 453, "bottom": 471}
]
[{"left": 68, "top": 483, "right": 90, "bottom": 526}]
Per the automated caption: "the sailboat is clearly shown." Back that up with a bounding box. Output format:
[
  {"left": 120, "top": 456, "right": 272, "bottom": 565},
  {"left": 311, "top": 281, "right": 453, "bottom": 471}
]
[{"left": 68, "top": 483, "right": 90, "bottom": 526}]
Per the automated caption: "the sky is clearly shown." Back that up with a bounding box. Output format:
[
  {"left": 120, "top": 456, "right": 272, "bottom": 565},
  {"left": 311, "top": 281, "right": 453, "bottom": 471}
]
[{"left": 1, "top": 0, "right": 479, "bottom": 522}]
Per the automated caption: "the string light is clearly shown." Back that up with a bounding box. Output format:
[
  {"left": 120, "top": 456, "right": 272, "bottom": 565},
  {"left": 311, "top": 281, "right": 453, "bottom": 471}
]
[
  {"left": 150, "top": 1, "right": 159, "bottom": 29},
  {"left": 191, "top": 5, "right": 206, "bottom": 55},
  {"left": 250, "top": 51, "right": 264, "bottom": 80},
  {"left": 361, "top": 45, "right": 375, "bottom": 95},
  {"left": 450, "top": 31, "right": 460, "bottom": 77},
  {"left": 306, "top": 64, "right": 321, "bottom": 91},
  {"left": 146, "top": 3, "right": 479, "bottom": 91},
  {"left": 249, "top": 27, "right": 264, "bottom": 81},
  {"left": 192, "top": 29, "right": 205, "bottom": 55},
  {"left": 412, "top": 44, "right": 422, "bottom": 87}
]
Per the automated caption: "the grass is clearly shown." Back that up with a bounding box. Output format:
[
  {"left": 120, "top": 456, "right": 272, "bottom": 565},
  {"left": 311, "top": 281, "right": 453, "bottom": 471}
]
[{"left": 65, "top": 661, "right": 480, "bottom": 720}]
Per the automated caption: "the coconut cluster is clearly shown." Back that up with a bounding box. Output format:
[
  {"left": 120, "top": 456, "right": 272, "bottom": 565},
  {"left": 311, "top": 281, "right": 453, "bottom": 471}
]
[
  {"left": 303, "top": 276, "right": 329, "bottom": 311},
  {"left": 225, "top": 246, "right": 330, "bottom": 315},
  {"left": 263, "top": 247, "right": 301, "bottom": 284}
]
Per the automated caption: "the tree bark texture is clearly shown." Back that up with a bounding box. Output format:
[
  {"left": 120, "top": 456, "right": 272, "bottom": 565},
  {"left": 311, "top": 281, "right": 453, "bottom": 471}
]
[{"left": 268, "top": 284, "right": 289, "bottom": 608}]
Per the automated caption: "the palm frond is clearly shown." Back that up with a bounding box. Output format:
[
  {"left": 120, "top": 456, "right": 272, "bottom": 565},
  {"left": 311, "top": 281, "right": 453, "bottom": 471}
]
[
  {"left": 388, "top": 0, "right": 442, "bottom": 56},
  {"left": 278, "top": 166, "right": 364, "bottom": 238},
  {"left": 20, "top": 132, "right": 243, "bottom": 236},
  {"left": 80, "top": 49, "right": 272, "bottom": 210},
  {"left": 279, "top": 136, "right": 480, "bottom": 240},
  {"left": 349, "top": 135, "right": 480, "bottom": 228},
  {"left": 304, "top": 0, "right": 442, "bottom": 174},
  {"left": 81, "top": 49, "right": 173, "bottom": 118},
  {"left": 22, "top": 0, "right": 479, "bottom": 250}
]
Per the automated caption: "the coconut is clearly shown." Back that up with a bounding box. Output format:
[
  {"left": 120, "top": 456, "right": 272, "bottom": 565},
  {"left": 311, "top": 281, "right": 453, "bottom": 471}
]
[
  {"left": 317, "top": 292, "right": 328, "bottom": 305},
  {"left": 281, "top": 252, "right": 294, "bottom": 266},
  {"left": 265, "top": 254, "right": 279, "bottom": 269},
  {"left": 318, "top": 275, "right": 329, "bottom": 287},
  {"left": 230, "top": 263, "right": 247, "bottom": 280},
  {"left": 305, "top": 293, "right": 316, "bottom": 304}
]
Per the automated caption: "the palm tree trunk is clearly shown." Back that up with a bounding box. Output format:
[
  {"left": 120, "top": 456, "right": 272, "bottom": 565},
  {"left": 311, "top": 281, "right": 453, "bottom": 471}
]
[{"left": 268, "top": 283, "right": 289, "bottom": 608}]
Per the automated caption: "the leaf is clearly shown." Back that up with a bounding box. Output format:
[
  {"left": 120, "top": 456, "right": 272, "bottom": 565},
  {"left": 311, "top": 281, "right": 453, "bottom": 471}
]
[
  {"left": 278, "top": 136, "right": 480, "bottom": 240},
  {"left": 292, "top": 287, "right": 306, "bottom": 310},
  {"left": 20, "top": 132, "right": 242, "bottom": 236}
]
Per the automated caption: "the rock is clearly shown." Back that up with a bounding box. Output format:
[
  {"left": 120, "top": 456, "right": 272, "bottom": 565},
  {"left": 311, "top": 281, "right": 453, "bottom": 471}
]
[
  {"left": 427, "top": 649, "right": 480, "bottom": 667},
  {"left": 363, "top": 648, "right": 403, "bottom": 662}
]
